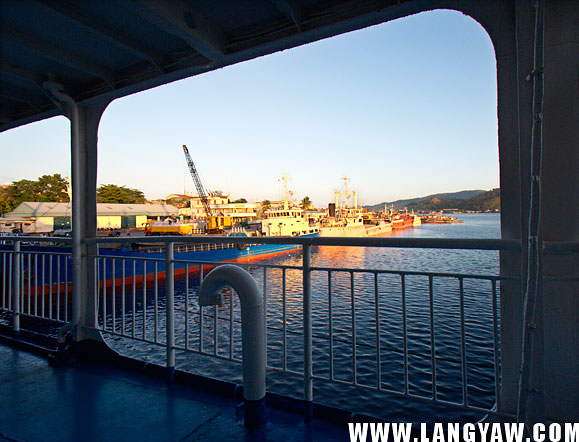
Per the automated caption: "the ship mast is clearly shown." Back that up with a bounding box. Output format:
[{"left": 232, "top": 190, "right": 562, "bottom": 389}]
[
  {"left": 335, "top": 176, "right": 358, "bottom": 211},
  {"left": 281, "top": 171, "right": 289, "bottom": 210}
]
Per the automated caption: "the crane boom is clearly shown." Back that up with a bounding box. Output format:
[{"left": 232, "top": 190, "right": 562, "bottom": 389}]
[{"left": 182, "top": 144, "right": 213, "bottom": 217}]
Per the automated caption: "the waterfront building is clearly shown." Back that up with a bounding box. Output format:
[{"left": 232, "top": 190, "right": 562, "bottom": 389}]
[{"left": 4, "top": 202, "right": 178, "bottom": 232}]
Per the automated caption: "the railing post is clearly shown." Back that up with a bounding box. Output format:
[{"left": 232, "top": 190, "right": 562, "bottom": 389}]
[
  {"left": 165, "top": 241, "right": 175, "bottom": 383},
  {"left": 12, "top": 240, "right": 20, "bottom": 334},
  {"left": 302, "top": 243, "right": 313, "bottom": 422}
]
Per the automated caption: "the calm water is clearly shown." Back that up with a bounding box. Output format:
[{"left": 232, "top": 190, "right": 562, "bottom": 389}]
[{"left": 104, "top": 213, "right": 502, "bottom": 423}]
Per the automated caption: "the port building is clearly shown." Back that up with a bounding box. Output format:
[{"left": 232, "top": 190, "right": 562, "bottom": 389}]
[{"left": 3, "top": 202, "right": 178, "bottom": 233}]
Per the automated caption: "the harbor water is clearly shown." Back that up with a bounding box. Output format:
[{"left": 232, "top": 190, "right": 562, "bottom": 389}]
[{"left": 103, "top": 213, "right": 502, "bottom": 424}]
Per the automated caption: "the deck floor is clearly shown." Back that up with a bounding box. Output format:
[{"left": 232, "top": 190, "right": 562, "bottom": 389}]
[{"left": 0, "top": 343, "right": 349, "bottom": 441}]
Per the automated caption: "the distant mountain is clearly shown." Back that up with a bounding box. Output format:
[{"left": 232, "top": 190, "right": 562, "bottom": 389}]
[{"left": 365, "top": 190, "right": 487, "bottom": 212}]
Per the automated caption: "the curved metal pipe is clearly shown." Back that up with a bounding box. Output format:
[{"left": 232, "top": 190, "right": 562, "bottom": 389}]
[{"left": 198, "top": 264, "right": 267, "bottom": 427}]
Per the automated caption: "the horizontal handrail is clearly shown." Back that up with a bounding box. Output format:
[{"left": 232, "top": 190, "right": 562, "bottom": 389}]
[
  {"left": 82, "top": 235, "right": 519, "bottom": 250},
  {"left": 1, "top": 234, "right": 520, "bottom": 250},
  {"left": 0, "top": 236, "right": 72, "bottom": 244}
]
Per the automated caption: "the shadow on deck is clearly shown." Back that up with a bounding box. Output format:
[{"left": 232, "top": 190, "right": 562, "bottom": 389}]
[{"left": 0, "top": 338, "right": 350, "bottom": 442}]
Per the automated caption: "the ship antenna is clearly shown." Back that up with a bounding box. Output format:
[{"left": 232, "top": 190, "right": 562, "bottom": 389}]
[{"left": 281, "top": 171, "right": 289, "bottom": 209}]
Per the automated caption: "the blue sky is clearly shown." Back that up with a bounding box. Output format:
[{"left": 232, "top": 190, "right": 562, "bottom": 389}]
[{"left": 0, "top": 9, "right": 498, "bottom": 208}]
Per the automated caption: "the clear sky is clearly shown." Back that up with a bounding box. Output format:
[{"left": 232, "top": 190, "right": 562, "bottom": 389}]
[{"left": 0, "top": 9, "right": 498, "bottom": 208}]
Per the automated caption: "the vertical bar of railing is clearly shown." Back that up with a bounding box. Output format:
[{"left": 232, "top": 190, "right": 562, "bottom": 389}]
[
  {"left": 27, "top": 253, "right": 31, "bottom": 315},
  {"left": 199, "top": 264, "right": 204, "bottom": 353},
  {"left": 429, "top": 275, "right": 437, "bottom": 400},
  {"left": 41, "top": 255, "right": 45, "bottom": 317},
  {"left": 213, "top": 303, "right": 218, "bottom": 355},
  {"left": 302, "top": 244, "right": 313, "bottom": 422},
  {"left": 229, "top": 288, "right": 234, "bottom": 359},
  {"left": 328, "top": 270, "right": 334, "bottom": 380},
  {"left": 102, "top": 259, "right": 107, "bottom": 330},
  {"left": 374, "top": 272, "right": 381, "bottom": 390},
  {"left": 93, "top": 253, "right": 98, "bottom": 327},
  {"left": 282, "top": 268, "right": 287, "bottom": 371},
  {"left": 5, "top": 252, "right": 10, "bottom": 309},
  {"left": 56, "top": 254, "right": 61, "bottom": 321},
  {"left": 48, "top": 254, "right": 53, "bottom": 319},
  {"left": 64, "top": 255, "right": 68, "bottom": 322},
  {"left": 401, "top": 273, "right": 408, "bottom": 395},
  {"left": 185, "top": 264, "right": 189, "bottom": 349},
  {"left": 492, "top": 279, "right": 500, "bottom": 412},
  {"left": 12, "top": 241, "right": 20, "bottom": 333},
  {"left": 8, "top": 253, "right": 12, "bottom": 310},
  {"left": 165, "top": 242, "right": 175, "bottom": 382},
  {"left": 2, "top": 252, "right": 6, "bottom": 309},
  {"left": 20, "top": 252, "right": 24, "bottom": 318},
  {"left": 351, "top": 271, "right": 357, "bottom": 385},
  {"left": 154, "top": 262, "right": 158, "bottom": 342},
  {"left": 111, "top": 259, "right": 116, "bottom": 333},
  {"left": 1, "top": 253, "right": 5, "bottom": 309},
  {"left": 142, "top": 261, "right": 147, "bottom": 340},
  {"left": 7, "top": 252, "right": 12, "bottom": 310},
  {"left": 34, "top": 254, "right": 38, "bottom": 317},
  {"left": 263, "top": 266, "right": 268, "bottom": 365},
  {"left": 459, "top": 277, "right": 468, "bottom": 406},
  {"left": 132, "top": 260, "right": 136, "bottom": 338},
  {"left": 121, "top": 260, "right": 126, "bottom": 334}
]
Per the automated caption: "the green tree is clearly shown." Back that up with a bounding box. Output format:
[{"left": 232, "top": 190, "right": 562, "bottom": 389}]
[
  {"left": 0, "top": 174, "right": 69, "bottom": 213},
  {"left": 234, "top": 198, "right": 247, "bottom": 203},
  {"left": 301, "top": 196, "right": 312, "bottom": 210},
  {"left": 97, "top": 184, "right": 145, "bottom": 204},
  {"left": 37, "top": 174, "right": 70, "bottom": 201},
  {"left": 0, "top": 191, "right": 13, "bottom": 215}
]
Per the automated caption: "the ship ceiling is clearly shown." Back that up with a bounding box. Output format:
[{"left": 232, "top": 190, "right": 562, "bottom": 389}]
[{"left": 1, "top": 0, "right": 446, "bottom": 132}]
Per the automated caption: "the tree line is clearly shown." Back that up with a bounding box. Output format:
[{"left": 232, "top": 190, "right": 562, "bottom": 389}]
[
  {"left": 0, "top": 174, "right": 145, "bottom": 214},
  {"left": 404, "top": 188, "right": 500, "bottom": 212},
  {"left": 0, "top": 173, "right": 316, "bottom": 215}
]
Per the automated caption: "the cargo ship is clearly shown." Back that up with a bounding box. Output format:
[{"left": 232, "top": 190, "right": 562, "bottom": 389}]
[
  {"left": 391, "top": 213, "right": 421, "bottom": 229},
  {"left": 318, "top": 178, "right": 427, "bottom": 237},
  {"left": 318, "top": 212, "right": 393, "bottom": 237},
  {"left": 3, "top": 206, "right": 319, "bottom": 291},
  {"left": 319, "top": 177, "right": 394, "bottom": 237}
]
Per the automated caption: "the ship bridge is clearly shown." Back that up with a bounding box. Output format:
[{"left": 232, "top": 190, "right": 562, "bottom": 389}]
[{"left": 1, "top": 0, "right": 577, "bottom": 434}]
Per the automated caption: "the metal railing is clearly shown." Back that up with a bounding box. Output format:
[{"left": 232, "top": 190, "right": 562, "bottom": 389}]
[
  {"left": 1, "top": 234, "right": 523, "bottom": 420},
  {"left": 1, "top": 238, "right": 73, "bottom": 331}
]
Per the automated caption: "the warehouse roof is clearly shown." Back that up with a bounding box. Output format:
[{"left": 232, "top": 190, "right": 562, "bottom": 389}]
[{"left": 7, "top": 202, "right": 178, "bottom": 218}]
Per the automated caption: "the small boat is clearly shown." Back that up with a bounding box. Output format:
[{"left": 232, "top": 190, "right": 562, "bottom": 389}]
[
  {"left": 419, "top": 214, "right": 463, "bottom": 224},
  {"left": 391, "top": 214, "right": 420, "bottom": 229}
]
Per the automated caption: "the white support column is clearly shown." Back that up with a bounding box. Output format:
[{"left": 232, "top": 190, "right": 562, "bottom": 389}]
[
  {"left": 73, "top": 101, "right": 109, "bottom": 341},
  {"left": 45, "top": 82, "right": 110, "bottom": 342}
]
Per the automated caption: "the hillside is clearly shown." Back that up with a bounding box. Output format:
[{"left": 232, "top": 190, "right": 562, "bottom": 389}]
[
  {"left": 366, "top": 189, "right": 500, "bottom": 212},
  {"left": 365, "top": 189, "right": 487, "bottom": 212}
]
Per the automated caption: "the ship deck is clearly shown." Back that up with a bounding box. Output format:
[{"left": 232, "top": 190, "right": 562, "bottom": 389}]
[{"left": 0, "top": 341, "right": 348, "bottom": 442}]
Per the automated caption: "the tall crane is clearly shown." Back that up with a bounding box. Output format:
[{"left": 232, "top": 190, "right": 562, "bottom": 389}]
[{"left": 182, "top": 144, "right": 213, "bottom": 217}]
